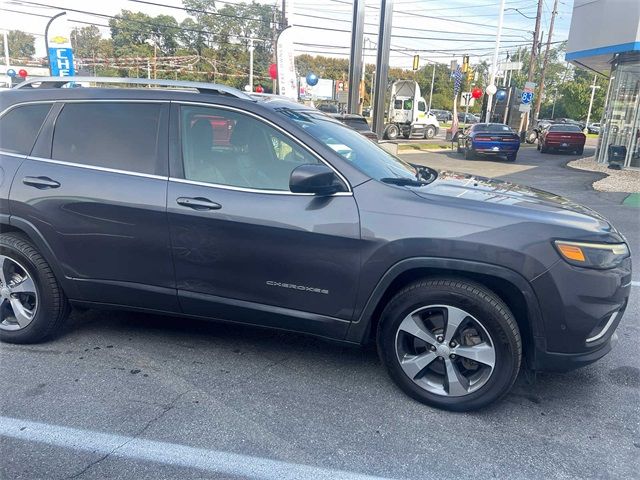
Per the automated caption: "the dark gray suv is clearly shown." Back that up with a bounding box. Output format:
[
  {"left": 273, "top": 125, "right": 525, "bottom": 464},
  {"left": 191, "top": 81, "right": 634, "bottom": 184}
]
[{"left": 0, "top": 78, "right": 632, "bottom": 411}]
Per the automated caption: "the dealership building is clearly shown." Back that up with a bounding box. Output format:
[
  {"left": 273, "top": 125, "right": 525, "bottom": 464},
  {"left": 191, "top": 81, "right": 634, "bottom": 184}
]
[{"left": 566, "top": 0, "right": 640, "bottom": 169}]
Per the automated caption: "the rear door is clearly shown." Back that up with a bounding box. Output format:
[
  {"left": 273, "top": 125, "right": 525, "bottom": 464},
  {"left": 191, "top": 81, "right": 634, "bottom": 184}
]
[
  {"left": 167, "top": 103, "right": 361, "bottom": 338},
  {"left": 9, "top": 100, "right": 178, "bottom": 311}
]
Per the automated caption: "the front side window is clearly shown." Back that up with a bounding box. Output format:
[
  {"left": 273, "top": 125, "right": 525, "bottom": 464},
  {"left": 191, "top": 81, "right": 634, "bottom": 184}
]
[
  {"left": 180, "top": 105, "right": 319, "bottom": 191},
  {"left": 394, "top": 99, "right": 402, "bottom": 109},
  {"left": 418, "top": 101, "right": 426, "bottom": 112},
  {"left": 0, "top": 103, "right": 52, "bottom": 155},
  {"left": 403, "top": 99, "right": 413, "bottom": 110},
  {"left": 52, "top": 102, "right": 164, "bottom": 175}
]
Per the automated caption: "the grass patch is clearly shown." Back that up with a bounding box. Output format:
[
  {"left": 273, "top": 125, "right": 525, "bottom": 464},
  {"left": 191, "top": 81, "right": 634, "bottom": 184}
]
[
  {"left": 623, "top": 193, "right": 640, "bottom": 207},
  {"left": 398, "top": 143, "right": 451, "bottom": 151}
]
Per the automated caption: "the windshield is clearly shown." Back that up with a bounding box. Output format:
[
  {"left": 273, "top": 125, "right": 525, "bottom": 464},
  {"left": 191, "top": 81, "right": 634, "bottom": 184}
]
[
  {"left": 275, "top": 108, "right": 420, "bottom": 181},
  {"left": 474, "top": 124, "right": 514, "bottom": 133}
]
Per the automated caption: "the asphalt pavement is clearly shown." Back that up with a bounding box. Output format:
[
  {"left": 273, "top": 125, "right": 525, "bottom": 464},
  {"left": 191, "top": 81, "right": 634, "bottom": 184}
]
[{"left": 1, "top": 145, "right": 638, "bottom": 480}]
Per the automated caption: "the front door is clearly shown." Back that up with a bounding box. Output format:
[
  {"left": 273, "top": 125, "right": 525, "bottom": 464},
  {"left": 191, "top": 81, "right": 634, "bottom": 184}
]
[{"left": 168, "top": 103, "right": 361, "bottom": 338}]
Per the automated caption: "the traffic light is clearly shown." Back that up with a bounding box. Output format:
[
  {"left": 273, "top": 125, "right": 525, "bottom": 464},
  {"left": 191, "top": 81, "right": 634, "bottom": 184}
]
[{"left": 462, "top": 55, "right": 470, "bottom": 73}]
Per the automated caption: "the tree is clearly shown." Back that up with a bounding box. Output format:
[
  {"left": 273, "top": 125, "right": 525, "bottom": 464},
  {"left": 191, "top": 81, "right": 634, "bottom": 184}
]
[
  {"left": 0, "top": 30, "right": 36, "bottom": 58},
  {"left": 71, "top": 26, "right": 102, "bottom": 58}
]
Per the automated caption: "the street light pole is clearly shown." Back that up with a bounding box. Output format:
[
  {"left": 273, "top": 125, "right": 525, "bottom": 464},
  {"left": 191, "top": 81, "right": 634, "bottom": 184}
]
[
  {"left": 248, "top": 38, "right": 254, "bottom": 90},
  {"left": 3, "top": 31, "right": 10, "bottom": 86},
  {"left": 44, "top": 11, "right": 66, "bottom": 75},
  {"left": 428, "top": 62, "right": 436, "bottom": 112},
  {"left": 585, "top": 74, "right": 600, "bottom": 133},
  {"left": 485, "top": 0, "right": 506, "bottom": 123}
]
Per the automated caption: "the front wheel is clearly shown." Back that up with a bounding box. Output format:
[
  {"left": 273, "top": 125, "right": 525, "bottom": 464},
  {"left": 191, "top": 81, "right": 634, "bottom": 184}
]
[
  {"left": 424, "top": 125, "right": 436, "bottom": 139},
  {"left": 377, "top": 278, "right": 522, "bottom": 411},
  {"left": 0, "top": 233, "right": 70, "bottom": 344}
]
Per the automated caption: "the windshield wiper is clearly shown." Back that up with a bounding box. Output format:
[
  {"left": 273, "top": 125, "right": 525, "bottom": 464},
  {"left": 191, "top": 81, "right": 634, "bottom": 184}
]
[{"left": 380, "top": 177, "right": 430, "bottom": 186}]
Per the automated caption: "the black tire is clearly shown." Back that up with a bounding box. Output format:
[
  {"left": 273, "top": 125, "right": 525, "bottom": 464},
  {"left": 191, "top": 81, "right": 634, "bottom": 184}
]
[
  {"left": 424, "top": 125, "right": 436, "bottom": 139},
  {"left": 377, "top": 278, "right": 521, "bottom": 411},
  {"left": 506, "top": 153, "right": 517, "bottom": 162},
  {"left": 384, "top": 124, "right": 399, "bottom": 140},
  {"left": 525, "top": 130, "right": 538, "bottom": 144},
  {"left": 576, "top": 147, "right": 584, "bottom": 155},
  {"left": 464, "top": 146, "right": 475, "bottom": 160},
  {"left": 540, "top": 144, "right": 548, "bottom": 154},
  {"left": 0, "top": 233, "right": 70, "bottom": 344},
  {"left": 456, "top": 142, "right": 463, "bottom": 154}
]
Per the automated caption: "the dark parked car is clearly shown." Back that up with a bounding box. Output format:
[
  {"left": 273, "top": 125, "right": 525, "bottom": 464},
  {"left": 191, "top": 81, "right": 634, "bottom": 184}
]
[
  {"left": 329, "top": 113, "right": 378, "bottom": 141},
  {"left": 457, "top": 123, "right": 521, "bottom": 161},
  {"left": 0, "top": 78, "right": 631, "bottom": 411},
  {"left": 538, "top": 124, "right": 587, "bottom": 155},
  {"left": 457, "top": 112, "right": 479, "bottom": 124},
  {"left": 587, "top": 123, "right": 601, "bottom": 134},
  {"left": 431, "top": 109, "right": 452, "bottom": 123},
  {"left": 554, "top": 118, "right": 586, "bottom": 131}
]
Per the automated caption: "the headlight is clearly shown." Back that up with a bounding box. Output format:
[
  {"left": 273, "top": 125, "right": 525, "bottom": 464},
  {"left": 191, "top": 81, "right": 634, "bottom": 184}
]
[{"left": 554, "top": 240, "right": 630, "bottom": 269}]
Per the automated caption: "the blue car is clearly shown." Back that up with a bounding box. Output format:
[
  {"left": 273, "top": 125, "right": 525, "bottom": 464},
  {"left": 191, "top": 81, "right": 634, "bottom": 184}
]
[{"left": 457, "top": 123, "right": 521, "bottom": 162}]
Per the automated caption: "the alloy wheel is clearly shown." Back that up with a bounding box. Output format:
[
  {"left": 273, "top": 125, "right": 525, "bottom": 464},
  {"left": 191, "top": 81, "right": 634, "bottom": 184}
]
[
  {"left": 395, "top": 305, "right": 496, "bottom": 397},
  {"left": 0, "top": 255, "right": 38, "bottom": 331}
]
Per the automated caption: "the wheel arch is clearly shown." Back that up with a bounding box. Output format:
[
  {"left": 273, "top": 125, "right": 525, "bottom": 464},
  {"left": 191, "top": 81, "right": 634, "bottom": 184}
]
[
  {"left": 1, "top": 216, "right": 78, "bottom": 299},
  {"left": 346, "top": 258, "right": 543, "bottom": 366}
]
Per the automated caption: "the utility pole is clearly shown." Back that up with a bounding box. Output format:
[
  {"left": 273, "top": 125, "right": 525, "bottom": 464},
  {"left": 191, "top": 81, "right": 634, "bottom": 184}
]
[
  {"left": 372, "top": 0, "right": 394, "bottom": 138},
  {"left": 519, "top": 0, "right": 543, "bottom": 136},
  {"left": 248, "top": 38, "right": 254, "bottom": 90},
  {"left": 347, "top": 0, "right": 365, "bottom": 114},
  {"left": 585, "top": 74, "right": 600, "bottom": 132},
  {"left": 551, "top": 63, "right": 569, "bottom": 118},
  {"left": 533, "top": 0, "right": 558, "bottom": 121}
]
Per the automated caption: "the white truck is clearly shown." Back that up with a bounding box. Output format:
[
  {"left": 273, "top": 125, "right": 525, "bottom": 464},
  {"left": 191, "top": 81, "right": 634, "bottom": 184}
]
[{"left": 383, "top": 80, "right": 440, "bottom": 140}]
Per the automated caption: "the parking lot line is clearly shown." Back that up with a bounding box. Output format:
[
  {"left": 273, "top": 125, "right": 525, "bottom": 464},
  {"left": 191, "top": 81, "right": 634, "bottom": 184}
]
[{"left": 0, "top": 416, "right": 398, "bottom": 480}]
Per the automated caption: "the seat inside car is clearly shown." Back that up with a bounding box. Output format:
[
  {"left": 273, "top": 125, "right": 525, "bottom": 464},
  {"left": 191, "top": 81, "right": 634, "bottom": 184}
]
[{"left": 185, "top": 118, "right": 226, "bottom": 185}]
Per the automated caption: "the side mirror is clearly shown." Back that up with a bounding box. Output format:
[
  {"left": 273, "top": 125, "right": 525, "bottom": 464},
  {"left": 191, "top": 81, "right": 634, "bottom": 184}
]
[{"left": 289, "top": 164, "right": 344, "bottom": 196}]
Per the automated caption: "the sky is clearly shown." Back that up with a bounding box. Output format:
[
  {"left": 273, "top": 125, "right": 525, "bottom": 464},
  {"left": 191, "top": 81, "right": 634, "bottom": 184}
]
[{"left": 0, "top": 0, "right": 575, "bottom": 69}]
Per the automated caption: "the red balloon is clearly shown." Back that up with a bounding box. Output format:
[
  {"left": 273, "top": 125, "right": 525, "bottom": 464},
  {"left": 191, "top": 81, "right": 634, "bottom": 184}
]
[
  {"left": 471, "top": 87, "right": 483, "bottom": 99},
  {"left": 255, "top": 85, "right": 264, "bottom": 93},
  {"left": 18, "top": 69, "right": 28, "bottom": 78},
  {"left": 268, "top": 63, "right": 277, "bottom": 80}
]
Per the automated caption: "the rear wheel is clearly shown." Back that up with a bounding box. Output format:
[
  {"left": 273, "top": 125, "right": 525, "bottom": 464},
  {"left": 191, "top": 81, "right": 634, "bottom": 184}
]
[
  {"left": 526, "top": 130, "right": 538, "bottom": 144},
  {"left": 540, "top": 143, "right": 548, "bottom": 154},
  {"left": 378, "top": 278, "right": 522, "bottom": 411},
  {"left": 464, "top": 145, "right": 475, "bottom": 160},
  {"left": 506, "top": 153, "right": 517, "bottom": 162},
  {"left": 384, "top": 124, "right": 400, "bottom": 140},
  {"left": 576, "top": 147, "right": 584, "bottom": 155},
  {"left": 0, "top": 233, "right": 70, "bottom": 344}
]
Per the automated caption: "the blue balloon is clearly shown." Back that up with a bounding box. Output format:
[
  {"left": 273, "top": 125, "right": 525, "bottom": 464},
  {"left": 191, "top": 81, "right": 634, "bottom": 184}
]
[
  {"left": 496, "top": 89, "right": 508, "bottom": 101},
  {"left": 7, "top": 68, "right": 16, "bottom": 77},
  {"left": 306, "top": 73, "right": 318, "bottom": 86}
]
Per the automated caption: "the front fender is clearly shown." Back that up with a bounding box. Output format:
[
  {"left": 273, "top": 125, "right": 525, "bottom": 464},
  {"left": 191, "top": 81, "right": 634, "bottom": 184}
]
[{"left": 345, "top": 257, "right": 543, "bottom": 345}]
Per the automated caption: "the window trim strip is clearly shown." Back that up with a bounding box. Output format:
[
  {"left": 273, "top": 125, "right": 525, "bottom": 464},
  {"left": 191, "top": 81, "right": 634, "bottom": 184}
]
[{"left": 26, "top": 155, "right": 168, "bottom": 181}]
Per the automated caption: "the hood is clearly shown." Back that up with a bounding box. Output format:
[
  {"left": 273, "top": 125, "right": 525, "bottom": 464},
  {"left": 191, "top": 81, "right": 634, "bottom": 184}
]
[{"left": 413, "top": 170, "right": 617, "bottom": 235}]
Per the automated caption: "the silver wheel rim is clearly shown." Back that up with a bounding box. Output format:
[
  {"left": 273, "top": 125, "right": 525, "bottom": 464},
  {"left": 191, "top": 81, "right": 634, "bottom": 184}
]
[
  {"left": 394, "top": 305, "right": 496, "bottom": 397},
  {"left": 0, "top": 255, "right": 38, "bottom": 331}
]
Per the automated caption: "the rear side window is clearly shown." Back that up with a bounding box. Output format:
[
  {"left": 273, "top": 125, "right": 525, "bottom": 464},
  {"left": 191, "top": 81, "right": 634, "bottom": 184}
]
[
  {"left": 52, "top": 102, "right": 164, "bottom": 175},
  {"left": 0, "top": 103, "right": 52, "bottom": 155}
]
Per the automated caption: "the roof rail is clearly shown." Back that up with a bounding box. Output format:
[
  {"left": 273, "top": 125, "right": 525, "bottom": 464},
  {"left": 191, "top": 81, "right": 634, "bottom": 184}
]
[{"left": 13, "top": 76, "right": 255, "bottom": 101}]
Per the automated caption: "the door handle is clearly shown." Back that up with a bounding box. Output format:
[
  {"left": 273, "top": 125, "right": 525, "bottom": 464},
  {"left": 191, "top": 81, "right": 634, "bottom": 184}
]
[
  {"left": 176, "top": 197, "right": 222, "bottom": 211},
  {"left": 22, "top": 176, "right": 61, "bottom": 189}
]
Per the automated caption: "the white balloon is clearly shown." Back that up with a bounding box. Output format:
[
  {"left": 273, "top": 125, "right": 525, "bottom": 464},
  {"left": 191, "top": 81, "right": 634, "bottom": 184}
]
[
  {"left": 244, "top": 85, "right": 251, "bottom": 92},
  {"left": 486, "top": 84, "right": 498, "bottom": 95}
]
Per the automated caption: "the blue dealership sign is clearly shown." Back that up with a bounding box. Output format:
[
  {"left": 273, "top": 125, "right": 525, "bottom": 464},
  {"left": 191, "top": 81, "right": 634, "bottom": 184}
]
[{"left": 48, "top": 47, "right": 75, "bottom": 77}]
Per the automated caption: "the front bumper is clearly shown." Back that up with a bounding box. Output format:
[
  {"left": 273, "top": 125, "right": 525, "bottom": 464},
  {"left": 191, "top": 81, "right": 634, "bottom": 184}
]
[{"left": 529, "top": 256, "right": 631, "bottom": 372}]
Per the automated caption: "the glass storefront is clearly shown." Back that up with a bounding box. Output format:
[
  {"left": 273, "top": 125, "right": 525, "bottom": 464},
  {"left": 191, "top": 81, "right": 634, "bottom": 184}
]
[{"left": 597, "top": 53, "right": 640, "bottom": 169}]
